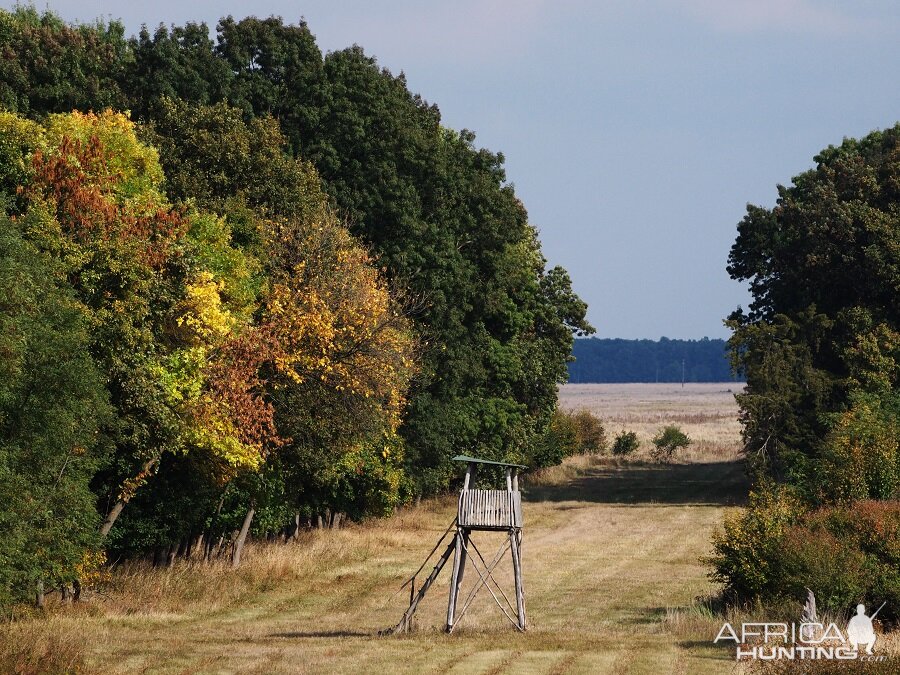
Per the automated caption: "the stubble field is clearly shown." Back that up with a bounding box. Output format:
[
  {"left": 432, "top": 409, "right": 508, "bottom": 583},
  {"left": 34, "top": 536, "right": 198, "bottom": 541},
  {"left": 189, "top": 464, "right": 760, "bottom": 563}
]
[{"left": 10, "top": 383, "right": 868, "bottom": 675}]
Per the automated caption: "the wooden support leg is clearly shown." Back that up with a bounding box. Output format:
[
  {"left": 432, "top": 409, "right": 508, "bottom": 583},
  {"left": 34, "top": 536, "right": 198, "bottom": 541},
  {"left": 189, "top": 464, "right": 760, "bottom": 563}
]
[
  {"left": 510, "top": 529, "right": 526, "bottom": 631},
  {"left": 446, "top": 528, "right": 468, "bottom": 632},
  {"left": 387, "top": 539, "right": 456, "bottom": 635},
  {"left": 459, "top": 530, "right": 469, "bottom": 592}
]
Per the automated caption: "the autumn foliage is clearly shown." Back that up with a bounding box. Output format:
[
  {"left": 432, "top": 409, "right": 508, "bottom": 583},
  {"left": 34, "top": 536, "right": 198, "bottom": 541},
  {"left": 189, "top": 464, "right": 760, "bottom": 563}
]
[
  {"left": 0, "top": 6, "right": 590, "bottom": 610},
  {"left": 0, "top": 109, "right": 417, "bottom": 604}
]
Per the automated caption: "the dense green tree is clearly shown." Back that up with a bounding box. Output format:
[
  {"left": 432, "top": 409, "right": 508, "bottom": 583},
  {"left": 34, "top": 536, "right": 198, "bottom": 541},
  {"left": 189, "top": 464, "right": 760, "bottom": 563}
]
[
  {"left": 215, "top": 15, "right": 324, "bottom": 153},
  {"left": 143, "top": 97, "right": 324, "bottom": 222},
  {"left": 302, "top": 51, "right": 592, "bottom": 486},
  {"left": 122, "top": 23, "right": 593, "bottom": 490},
  {"left": 0, "top": 9, "right": 593, "bottom": 588},
  {"left": 0, "top": 7, "right": 128, "bottom": 115},
  {"left": 3, "top": 110, "right": 281, "bottom": 545},
  {"left": 728, "top": 124, "right": 900, "bottom": 497},
  {"left": 0, "top": 219, "right": 110, "bottom": 607},
  {"left": 124, "top": 23, "right": 231, "bottom": 120},
  {"left": 138, "top": 98, "right": 416, "bottom": 523}
]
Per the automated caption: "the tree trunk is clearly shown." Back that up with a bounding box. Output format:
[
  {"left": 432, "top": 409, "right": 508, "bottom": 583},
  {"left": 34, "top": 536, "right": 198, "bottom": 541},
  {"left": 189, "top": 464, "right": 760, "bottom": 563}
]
[
  {"left": 231, "top": 504, "right": 256, "bottom": 569},
  {"left": 100, "top": 457, "right": 158, "bottom": 537},
  {"left": 210, "top": 534, "right": 225, "bottom": 560},
  {"left": 220, "top": 532, "right": 236, "bottom": 559},
  {"left": 190, "top": 533, "right": 204, "bottom": 560},
  {"left": 99, "top": 499, "right": 126, "bottom": 538},
  {"left": 204, "top": 491, "right": 228, "bottom": 561},
  {"left": 73, "top": 579, "right": 81, "bottom": 602},
  {"left": 35, "top": 580, "right": 44, "bottom": 608}
]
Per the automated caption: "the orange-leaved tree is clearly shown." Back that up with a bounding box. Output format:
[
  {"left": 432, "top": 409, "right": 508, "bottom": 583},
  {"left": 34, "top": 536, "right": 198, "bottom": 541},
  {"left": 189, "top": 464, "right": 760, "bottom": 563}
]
[{"left": 225, "top": 211, "right": 418, "bottom": 563}]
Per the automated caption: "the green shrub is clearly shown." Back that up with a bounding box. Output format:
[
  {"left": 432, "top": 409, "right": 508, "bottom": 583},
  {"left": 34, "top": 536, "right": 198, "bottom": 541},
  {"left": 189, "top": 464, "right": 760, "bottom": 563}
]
[
  {"left": 815, "top": 391, "right": 900, "bottom": 502},
  {"left": 529, "top": 410, "right": 579, "bottom": 468},
  {"left": 776, "top": 526, "right": 870, "bottom": 611},
  {"left": 611, "top": 430, "right": 640, "bottom": 456},
  {"left": 805, "top": 501, "right": 900, "bottom": 616},
  {"left": 707, "top": 488, "right": 900, "bottom": 622},
  {"left": 707, "top": 486, "right": 806, "bottom": 600},
  {"left": 650, "top": 425, "right": 691, "bottom": 462},
  {"left": 569, "top": 409, "right": 607, "bottom": 454},
  {"left": 322, "top": 436, "right": 411, "bottom": 520}
]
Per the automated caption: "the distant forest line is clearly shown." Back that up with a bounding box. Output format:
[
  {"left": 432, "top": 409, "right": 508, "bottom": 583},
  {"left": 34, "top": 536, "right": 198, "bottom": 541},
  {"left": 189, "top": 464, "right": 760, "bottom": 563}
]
[{"left": 567, "top": 337, "right": 743, "bottom": 383}]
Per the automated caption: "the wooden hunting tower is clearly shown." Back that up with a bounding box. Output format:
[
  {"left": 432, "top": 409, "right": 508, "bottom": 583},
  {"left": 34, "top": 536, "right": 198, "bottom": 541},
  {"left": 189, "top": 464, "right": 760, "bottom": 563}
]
[
  {"left": 448, "top": 455, "right": 526, "bottom": 632},
  {"left": 388, "top": 455, "right": 526, "bottom": 634}
]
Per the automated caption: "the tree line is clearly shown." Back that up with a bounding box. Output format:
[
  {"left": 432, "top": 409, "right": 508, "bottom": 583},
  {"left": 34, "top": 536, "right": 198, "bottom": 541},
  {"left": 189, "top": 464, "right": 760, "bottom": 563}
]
[
  {"left": 0, "top": 7, "right": 591, "bottom": 608},
  {"left": 568, "top": 337, "right": 741, "bottom": 383}
]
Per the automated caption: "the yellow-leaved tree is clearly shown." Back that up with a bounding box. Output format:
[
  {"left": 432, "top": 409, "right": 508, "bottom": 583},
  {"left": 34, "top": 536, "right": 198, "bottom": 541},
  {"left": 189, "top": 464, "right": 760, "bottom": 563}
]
[{"left": 226, "top": 210, "right": 418, "bottom": 563}]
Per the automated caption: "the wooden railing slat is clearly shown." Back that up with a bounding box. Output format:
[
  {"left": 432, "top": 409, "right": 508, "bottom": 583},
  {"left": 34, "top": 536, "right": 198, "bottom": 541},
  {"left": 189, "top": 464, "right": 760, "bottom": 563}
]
[{"left": 458, "top": 488, "right": 522, "bottom": 529}]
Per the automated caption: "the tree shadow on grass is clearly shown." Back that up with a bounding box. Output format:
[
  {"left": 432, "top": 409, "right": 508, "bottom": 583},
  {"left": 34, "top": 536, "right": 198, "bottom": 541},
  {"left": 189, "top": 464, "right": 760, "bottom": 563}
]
[
  {"left": 524, "top": 459, "right": 748, "bottom": 506},
  {"left": 631, "top": 605, "right": 735, "bottom": 659},
  {"left": 269, "top": 630, "right": 374, "bottom": 639}
]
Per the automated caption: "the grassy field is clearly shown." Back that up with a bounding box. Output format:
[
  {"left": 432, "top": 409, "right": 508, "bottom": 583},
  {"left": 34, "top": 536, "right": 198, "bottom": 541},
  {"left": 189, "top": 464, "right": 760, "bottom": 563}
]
[
  {"left": 6, "top": 384, "right": 894, "bottom": 674},
  {"left": 558, "top": 382, "right": 745, "bottom": 454}
]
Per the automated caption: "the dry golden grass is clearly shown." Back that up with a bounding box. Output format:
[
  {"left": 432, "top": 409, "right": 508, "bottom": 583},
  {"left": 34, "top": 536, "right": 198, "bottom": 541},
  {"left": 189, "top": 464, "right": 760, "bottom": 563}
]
[
  {"left": 4, "top": 384, "right": 896, "bottom": 674},
  {"left": 559, "top": 383, "right": 744, "bottom": 460}
]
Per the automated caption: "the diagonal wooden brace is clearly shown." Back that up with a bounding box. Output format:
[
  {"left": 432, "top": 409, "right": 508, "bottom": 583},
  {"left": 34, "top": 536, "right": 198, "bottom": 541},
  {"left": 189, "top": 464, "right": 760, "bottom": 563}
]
[
  {"left": 450, "top": 536, "right": 522, "bottom": 632},
  {"left": 385, "top": 538, "right": 456, "bottom": 635}
]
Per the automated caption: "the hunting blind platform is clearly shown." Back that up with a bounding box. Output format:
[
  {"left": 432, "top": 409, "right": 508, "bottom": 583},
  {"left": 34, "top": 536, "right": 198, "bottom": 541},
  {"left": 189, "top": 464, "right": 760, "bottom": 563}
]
[{"left": 387, "top": 455, "right": 527, "bottom": 634}]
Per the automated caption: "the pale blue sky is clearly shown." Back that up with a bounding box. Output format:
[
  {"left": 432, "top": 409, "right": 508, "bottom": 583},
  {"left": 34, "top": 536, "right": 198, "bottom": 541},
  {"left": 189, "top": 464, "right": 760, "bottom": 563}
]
[{"left": 17, "top": 1, "right": 900, "bottom": 339}]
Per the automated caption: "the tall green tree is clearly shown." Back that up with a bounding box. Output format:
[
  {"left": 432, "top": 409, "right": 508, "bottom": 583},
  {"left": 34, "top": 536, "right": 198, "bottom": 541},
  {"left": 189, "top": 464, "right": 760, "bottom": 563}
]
[
  {"left": 303, "top": 50, "right": 593, "bottom": 488},
  {"left": 3, "top": 110, "right": 281, "bottom": 542},
  {"left": 0, "top": 219, "right": 110, "bottom": 606},
  {"left": 728, "top": 124, "right": 900, "bottom": 498},
  {"left": 124, "top": 23, "right": 593, "bottom": 490},
  {"left": 130, "top": 100, "right": 417, "bottom": 546},
  {"left": 0, "top": 7, "right": 128, "bottom": 115},
  {"left": 0, "top": 8, "right": 593, "bottom": 502},
  {"left": 124, "top": 22, "right": 231, "bottom": 120}
]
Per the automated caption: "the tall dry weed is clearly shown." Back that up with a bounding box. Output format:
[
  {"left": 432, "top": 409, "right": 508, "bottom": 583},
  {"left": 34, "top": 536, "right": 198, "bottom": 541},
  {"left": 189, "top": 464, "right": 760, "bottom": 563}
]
[{"left": 0, "top": 615, "right": 92, "bottom": 675}]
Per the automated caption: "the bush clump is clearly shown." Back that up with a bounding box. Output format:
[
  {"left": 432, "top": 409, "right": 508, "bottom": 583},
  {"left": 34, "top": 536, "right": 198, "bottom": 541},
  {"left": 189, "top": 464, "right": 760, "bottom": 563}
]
[
  {"left": 814, "top": 391, "right": 900, "bottom": 502},
  {"left": 611, "top": 430, "right": 640, "bottom": 456},
  {"left": 529, "top": 410, "right": 578, "bottom": 468},
  {"left": 650, "top": 425, "right": 691, "bottom": 462},
  {"left": 530, "top": 410, "right": 608, "bottom": 467},
  {"left": 569, "top": 409, "right": 607, "bottom": 454},
  {"left": 707, "top": 486, "right": 900, "bottom": 622}
]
